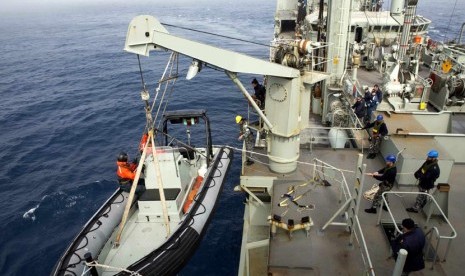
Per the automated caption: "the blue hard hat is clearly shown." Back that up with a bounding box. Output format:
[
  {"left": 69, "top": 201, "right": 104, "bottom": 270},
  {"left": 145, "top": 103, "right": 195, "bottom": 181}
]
[
  {"left": 427, "top": 149, "right": 439, "bottom": 158},
  {"left": 376, "top": 114, "right": 383, "bottom": 121},
  {"left": 385, "top": 154, "right": 396, "bottom": 162}
]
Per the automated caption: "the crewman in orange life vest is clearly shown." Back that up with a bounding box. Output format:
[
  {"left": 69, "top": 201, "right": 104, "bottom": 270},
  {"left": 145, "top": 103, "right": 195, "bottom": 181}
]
[{"left": 116, "top": 151, "right": 145, "bottom": 194}]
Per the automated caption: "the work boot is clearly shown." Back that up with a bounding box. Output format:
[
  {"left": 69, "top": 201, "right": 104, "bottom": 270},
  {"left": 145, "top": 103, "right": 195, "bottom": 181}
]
[
  {"left": 406, "top": 207, "right": 418, "bottom": 213},
  {"left": 246, "top": 160, "right": 254, "bottom": 166},
  {"left": 365, "top": 207, "right": 377, "bottom": 214}
]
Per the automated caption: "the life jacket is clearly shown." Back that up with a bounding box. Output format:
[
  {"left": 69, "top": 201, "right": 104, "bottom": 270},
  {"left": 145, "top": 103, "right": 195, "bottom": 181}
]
[
  {"left": 372, "top": 121, "right": 384, "bottom": 136},
  {"left": 421, "top": 160, "right": 438, "bottom": 175},
  {"left": 116, "top": 161, "right": 136, "bottom": 181}
]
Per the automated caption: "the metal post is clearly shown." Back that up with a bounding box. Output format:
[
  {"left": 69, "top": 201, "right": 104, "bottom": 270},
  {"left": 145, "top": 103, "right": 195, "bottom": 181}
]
[
  {"left": 392, "top": 249, "right": 408, "bottom": 276},
  {"left": 321, "top": 198, "right": 351, "bottom": 231},
  {"left": 432, "top": 237, "right": 441, "bottom": 269},
  {"left": 444, "top": 233, "right": 453, "bottom": 261},
  {"left": 351, "top": 154, "right": 366, "bottom": 245}
]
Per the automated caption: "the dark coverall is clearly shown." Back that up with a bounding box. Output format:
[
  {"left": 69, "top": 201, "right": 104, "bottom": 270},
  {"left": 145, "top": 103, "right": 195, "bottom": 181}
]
[
  {"left": 392, "top": 227, "right": 426, "bottom": 274},
  {"left": 253, "top": 84, "right": 266, "bottom": 109},
  {"left": 370, "top": 165, "right": 397, "bottom": 208},
  {"left": 412, "top": 160, "right": 440, "bottom": 211},
  {"left": 352, "top": 99, "right": 366, "bottom": 122},
  {"left": 363, "top": 120, "right": 388, "bottom": 155}
]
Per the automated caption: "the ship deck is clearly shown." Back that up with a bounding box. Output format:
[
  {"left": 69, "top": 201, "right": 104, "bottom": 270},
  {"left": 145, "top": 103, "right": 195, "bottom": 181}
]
[
  {"left": 243, "top": 144, "right": 463, "bottom": 275},
  {"left": 241, "top": 62, "right": 464, "bottom": 274}
]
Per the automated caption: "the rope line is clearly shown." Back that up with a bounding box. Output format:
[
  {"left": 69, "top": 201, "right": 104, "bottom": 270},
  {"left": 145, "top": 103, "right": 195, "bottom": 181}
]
[
  {"left": 160, "top": 23, "right": 274, "bottom": 48},
  {"left": 444, "top": 0, "right": 460, "bottom": 42},
  {"left": 226, "top": 146, "right": 418, "bottom": 175},
  {"left": 84, "top": 261, "right": 141, "bottom": 276}
]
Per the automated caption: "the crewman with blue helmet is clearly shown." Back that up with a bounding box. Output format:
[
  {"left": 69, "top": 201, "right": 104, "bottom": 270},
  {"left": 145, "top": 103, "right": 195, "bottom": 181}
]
[
  {"left": 365, "top": 154, "right": 397, "bottom": 214},
  {"left": 362, "top": 114, "right": 388, "bottom": 159},
  {"left": 406, "top": 149, "right": 441, "bottom": 213}
]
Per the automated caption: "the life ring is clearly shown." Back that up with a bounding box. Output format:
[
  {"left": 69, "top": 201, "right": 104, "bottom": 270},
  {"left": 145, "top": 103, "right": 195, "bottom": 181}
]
[{"left": 182, "top": 176, "right": 204, "bottom": 213}]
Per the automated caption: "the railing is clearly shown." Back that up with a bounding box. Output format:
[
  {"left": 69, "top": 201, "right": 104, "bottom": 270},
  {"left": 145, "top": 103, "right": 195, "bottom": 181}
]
[
  {"left": 378, "top": 191, "right": 457, "bottom": 270},
  {"left": 303, "top": 126, "right": 366, "bottom": 153},
  {"left": 315, "top": 157, "right": 375, "bottom": 276},
  {"left": 313, "top": 158, "right": 351, "bottom": 202}
]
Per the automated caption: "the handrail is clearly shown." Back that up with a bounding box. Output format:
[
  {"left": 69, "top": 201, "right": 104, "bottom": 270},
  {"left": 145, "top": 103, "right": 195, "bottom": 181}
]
[
  {"left": 378, "top": 191, "right": 457, "bottom": 240},
  {"left": 377, "top": 191, "right": 457, "bottom": 269},
  {"left": 354, "top": 215, "right": 376, "bottom": 276},
  {"left": 314, "top": 157, "right": 374, "bottom": 275},
  {"left": 424, "top": 226, "right": 441, "bottom": 269},
  {"left": 312, "top": 158, "right": 351, "bottom": 202}
]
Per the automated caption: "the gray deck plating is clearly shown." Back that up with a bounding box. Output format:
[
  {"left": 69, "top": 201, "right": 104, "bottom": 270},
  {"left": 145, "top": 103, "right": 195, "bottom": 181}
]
[{"left": 245, "top": 143, "right": 462, "bottom": 275}]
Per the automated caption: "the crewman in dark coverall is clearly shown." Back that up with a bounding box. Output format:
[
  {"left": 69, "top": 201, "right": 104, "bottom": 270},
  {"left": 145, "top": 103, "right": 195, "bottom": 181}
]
[
  {"left": 392, "top": 218, "right": 426, "bottom": 275},
  {"left": 365, "top": 154, "right": 397, "bottom": 214},
  {"left": 373, "top": 84, "right": 383, "bottom": 104},
  {"left": 251, "top": 78, "right": 266, "bottom": 109},
  {"left": 362, "top": 114, "right": 388, "bottom": 159},
  {"left": 352, "top": 96, "right": 366, "bottom": 123},
  {"left": 406, "top": 149, "right": 440, "bottom": 213}
]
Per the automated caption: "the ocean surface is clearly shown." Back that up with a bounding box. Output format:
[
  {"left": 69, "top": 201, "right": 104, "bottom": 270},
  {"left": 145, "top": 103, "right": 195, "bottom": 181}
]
[{"left": 0, "top": 0, "right": 464, "bottom": 275}]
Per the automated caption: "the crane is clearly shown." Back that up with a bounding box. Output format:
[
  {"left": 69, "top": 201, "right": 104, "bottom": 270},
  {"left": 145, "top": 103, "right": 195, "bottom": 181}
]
[{"left": 124, "top": 15, "right": 328, "bottom": 173}]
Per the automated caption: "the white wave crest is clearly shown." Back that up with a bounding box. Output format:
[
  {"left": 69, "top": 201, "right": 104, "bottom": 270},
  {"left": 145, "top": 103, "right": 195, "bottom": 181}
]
[{"left": 23, "top": 204, "right": 39, "bottom": 221}]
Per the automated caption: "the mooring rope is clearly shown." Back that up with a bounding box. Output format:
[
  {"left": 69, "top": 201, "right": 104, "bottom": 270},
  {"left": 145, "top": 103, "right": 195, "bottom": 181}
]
[{"left": 84, "top": 261, "right": 142, "bottom": 276}]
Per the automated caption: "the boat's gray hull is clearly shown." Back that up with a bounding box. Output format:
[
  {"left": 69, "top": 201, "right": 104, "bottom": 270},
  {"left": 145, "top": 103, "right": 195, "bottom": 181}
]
[{"left": 52, "top": 146, "right": 233, "bottom": 276}]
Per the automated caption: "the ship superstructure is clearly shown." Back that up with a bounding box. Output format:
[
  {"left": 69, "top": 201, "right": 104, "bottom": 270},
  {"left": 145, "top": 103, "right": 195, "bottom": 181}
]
[{"left": 237, "top": 0, "right": 463, "bottom": 275}]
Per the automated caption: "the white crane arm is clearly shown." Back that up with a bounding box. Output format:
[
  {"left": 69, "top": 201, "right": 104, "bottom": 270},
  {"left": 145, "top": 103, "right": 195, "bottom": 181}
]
[{"left": 124, "top": 15, "right": 299, "bottom": 79}]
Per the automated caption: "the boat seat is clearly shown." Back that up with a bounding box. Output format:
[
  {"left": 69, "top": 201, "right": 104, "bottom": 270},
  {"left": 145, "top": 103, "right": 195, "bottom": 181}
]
[
  {"left": 179, "top": 147, "right": 195, "bottom": 160},
  {"left": 139, "top": 188, "right": 181, "bottom": 201}
]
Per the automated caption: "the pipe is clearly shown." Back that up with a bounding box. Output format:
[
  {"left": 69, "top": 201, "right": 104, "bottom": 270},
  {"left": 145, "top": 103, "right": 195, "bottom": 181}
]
[{"left": 269, "top": 220, "right": 313, "bottom": 232}]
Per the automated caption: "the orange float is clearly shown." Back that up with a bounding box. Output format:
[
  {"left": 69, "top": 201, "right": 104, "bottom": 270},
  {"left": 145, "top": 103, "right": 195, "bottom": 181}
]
[{"left": 182, "top": 175, "right": 204, "bottom": 213}]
